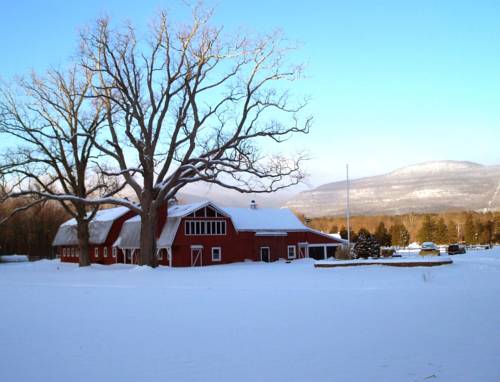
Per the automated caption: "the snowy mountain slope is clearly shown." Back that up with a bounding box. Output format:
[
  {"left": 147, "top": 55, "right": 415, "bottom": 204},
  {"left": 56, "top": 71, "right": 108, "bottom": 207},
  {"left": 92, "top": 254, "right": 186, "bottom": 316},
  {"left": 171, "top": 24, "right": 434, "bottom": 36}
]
[{"left": 286, "top": 161, "right": 500, "bottom": 217}]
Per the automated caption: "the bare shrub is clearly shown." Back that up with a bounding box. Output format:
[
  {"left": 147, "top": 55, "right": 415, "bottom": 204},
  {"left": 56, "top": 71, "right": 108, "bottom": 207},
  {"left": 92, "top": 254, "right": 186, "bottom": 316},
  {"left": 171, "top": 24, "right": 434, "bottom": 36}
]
[{"left": 335, "top": 246, "right": 352, "bottom": 260}]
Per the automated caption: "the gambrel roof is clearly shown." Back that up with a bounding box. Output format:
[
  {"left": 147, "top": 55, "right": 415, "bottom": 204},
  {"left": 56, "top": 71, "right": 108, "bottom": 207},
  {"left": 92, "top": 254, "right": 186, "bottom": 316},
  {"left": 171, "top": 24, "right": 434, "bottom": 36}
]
[{"left": 52, "top": 207, "right": 131, "bottom": 246}]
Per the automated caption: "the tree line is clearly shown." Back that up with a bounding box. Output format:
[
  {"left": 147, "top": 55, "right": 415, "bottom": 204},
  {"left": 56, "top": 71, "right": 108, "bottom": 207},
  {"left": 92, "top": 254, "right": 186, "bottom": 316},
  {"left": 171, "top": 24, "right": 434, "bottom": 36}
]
[
  {"left": 303, "top": 211, "right": 500, "bottom": 246},
  {"left": 0, "top": 195, "right": 68, "bottom": 258}
]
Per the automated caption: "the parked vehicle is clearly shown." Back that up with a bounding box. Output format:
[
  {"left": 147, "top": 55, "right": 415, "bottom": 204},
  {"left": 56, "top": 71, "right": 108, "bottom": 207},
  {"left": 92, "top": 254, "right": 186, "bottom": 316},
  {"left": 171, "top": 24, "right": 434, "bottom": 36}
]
[
  {"left": 447, "top": 244, "right": 466, "bottom": 255},
  {"left": 419, "top": 242, "right": 440, "bottom": 256}
]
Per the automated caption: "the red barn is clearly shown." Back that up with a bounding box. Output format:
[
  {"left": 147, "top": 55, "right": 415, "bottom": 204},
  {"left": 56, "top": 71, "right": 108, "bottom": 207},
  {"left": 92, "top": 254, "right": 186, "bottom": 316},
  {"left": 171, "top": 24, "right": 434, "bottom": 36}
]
[
  {"left": 52, "top": 207, "right": 136, "bottom": 264},
  {"left": 112, "top": 200, "right": 345, "bottom": 267}
]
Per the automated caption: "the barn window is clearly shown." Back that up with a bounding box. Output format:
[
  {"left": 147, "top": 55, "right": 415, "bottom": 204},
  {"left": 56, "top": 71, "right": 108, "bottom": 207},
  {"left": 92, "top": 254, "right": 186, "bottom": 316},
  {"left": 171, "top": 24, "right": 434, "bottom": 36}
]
[
  {"left": 112, "top": 247, "right": 117, "bottom": 258},
  {"left": 104, "top": 247, "right": 108, "bottom": 258},
  {"left": 287, "top": 245, "right": 296, "bottom": 259},
  {"left": 94, "top": 248, "right": 99, "bottom": 258},
  {"left": 185, "top": 220, "right": 226, "bottom": 235},
  {"left": 212, "top": 247, "right": 221, "bottom": 262},
  {"left": 71, "top": 248, "right": 75, "bottom": 257}
]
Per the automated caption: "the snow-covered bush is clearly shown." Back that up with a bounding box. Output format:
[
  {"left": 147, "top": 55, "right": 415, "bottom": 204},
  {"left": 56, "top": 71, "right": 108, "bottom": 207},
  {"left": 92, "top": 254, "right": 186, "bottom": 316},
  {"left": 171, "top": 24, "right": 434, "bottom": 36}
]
[{"left": 353, "top": 234, "right": 381, "bottom": 259}]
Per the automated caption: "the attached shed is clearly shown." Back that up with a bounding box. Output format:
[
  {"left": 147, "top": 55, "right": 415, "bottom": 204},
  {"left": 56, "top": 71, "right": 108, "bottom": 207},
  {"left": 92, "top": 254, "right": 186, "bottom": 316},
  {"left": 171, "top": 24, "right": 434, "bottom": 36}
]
[{"left": 52, "top": 207, "right": 136, "bottom": 264}]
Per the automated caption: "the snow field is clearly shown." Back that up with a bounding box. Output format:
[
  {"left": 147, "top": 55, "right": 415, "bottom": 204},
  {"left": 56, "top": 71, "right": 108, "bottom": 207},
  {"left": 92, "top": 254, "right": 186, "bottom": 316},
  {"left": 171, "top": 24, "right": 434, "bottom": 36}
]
[{"left": 1, "top": 248, "right": 500, "bottom": 381}]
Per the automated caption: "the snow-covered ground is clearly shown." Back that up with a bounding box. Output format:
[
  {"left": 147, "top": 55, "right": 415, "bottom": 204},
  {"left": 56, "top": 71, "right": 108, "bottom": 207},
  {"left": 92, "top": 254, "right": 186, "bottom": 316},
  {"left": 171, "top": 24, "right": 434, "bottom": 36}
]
[{"left": 1, "top": 248, "right": 500, "bottom": 382}]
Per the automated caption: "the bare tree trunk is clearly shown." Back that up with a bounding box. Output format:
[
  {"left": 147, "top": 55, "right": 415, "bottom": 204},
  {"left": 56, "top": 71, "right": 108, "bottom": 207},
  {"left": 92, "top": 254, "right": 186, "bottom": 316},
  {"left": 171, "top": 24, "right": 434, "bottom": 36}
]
[
  {"left": 139, "top": 188, "right": 158, "bottom": 267},
  {"left": 140, "top": 213, "right": 158, "bottom": 267},
  {"left": 76, "top": 218, "right": 91, "bottom": 267}
]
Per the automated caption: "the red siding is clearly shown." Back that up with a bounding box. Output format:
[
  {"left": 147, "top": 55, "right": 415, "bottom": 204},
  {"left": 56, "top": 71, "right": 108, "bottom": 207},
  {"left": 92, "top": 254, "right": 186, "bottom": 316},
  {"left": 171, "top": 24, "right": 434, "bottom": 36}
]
[
  {"left": 57, "top": 205, "right": 343, "bottom": 267},
  {"left": 169, "top": 216, "right": 343, "bottom": 267},
  {"left": 58, "top": 210, "right": 137, "bottom": 264}
]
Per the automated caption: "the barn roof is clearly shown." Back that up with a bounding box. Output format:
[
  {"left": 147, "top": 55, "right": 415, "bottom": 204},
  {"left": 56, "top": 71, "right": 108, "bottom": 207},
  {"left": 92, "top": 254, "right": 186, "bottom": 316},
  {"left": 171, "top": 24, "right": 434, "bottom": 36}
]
[
  {"left": 113, "top": 201, "right": 223, "bottom": 249},
  {"left": 52, "top": 206, "right": 131, "bottom": 246},
  {"left": 112, "top": 200, "right": 344, "bottom": 249},
  {"left": 222, "top": 207, "right": 307, "bottom": 232}
]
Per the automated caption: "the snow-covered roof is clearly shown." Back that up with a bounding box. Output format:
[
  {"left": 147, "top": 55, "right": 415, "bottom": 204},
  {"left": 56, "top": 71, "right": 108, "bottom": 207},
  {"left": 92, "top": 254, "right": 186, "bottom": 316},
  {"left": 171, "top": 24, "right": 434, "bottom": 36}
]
[
  {"left": 157, "top": 218, "right": 182, "bottom": 248},
  {"left": 168, "top": 200, "right": 228, "bottom": 218},
  {"left": 52, "top": 206, "right": 131, "bottom": 246},
  {"left": 113, "top": 200, "right": 345, "bottom": 249},
  {"left": 222, "top": 207, "right": 307, "bottom": 232},
  {"left": 113, "top": 201, "right": 222, "bottom": 249},
  {"left": 113, "top": 215, "right": 141, "bottom": 248}
]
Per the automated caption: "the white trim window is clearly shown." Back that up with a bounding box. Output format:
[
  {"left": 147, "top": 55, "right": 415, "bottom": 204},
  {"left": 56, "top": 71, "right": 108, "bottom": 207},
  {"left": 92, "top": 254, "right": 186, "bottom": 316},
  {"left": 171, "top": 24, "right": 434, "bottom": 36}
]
[
  {"left": 103, "top": 247, "right": 108, "bottom": 258},
  {"left": 63, "top": 248, "right": 66, "bottom": 257},
  {"left": 211, "top": 247, "right": 222, "bottom": 262},
  {"left": 94, "top": 248, "right": 99, "bottom": 258},
  {"left": 287, "top": 245, "right": 296, "bottom": 259},
  {"left": 112, "top": 247, "right": 117, "bottom": 258},
  {"left": 71, "top": 248, "right": 75, "bottom": 257},
  {"left": 185, "top": 220, "right": 226, "bottom": 236}
]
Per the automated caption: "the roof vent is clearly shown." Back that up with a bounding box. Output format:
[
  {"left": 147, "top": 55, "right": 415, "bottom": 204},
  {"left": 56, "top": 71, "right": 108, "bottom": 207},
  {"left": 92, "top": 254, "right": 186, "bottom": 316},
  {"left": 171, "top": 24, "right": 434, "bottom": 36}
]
[{"left": 249, "top": 200, "right": 257, "bottom": 209}]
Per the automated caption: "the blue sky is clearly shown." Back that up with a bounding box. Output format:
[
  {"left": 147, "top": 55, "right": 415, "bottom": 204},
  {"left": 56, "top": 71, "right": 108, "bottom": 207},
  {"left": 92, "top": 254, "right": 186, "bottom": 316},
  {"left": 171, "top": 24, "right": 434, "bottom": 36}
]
[{"left": 1, "top": 0, "right": 499, "bottom": 187}]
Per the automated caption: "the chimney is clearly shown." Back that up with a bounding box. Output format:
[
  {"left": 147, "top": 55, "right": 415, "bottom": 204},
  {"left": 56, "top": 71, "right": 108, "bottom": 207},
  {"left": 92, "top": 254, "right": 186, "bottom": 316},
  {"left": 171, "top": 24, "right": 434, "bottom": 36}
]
[{"left": 249, "top": 200, "right": 257, "bottom": 209}]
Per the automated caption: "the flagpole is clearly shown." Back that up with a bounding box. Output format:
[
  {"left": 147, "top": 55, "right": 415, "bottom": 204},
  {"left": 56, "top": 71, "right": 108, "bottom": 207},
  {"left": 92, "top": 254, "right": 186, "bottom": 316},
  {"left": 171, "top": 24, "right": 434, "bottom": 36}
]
[{"left": 346, "top": 163, "right": 350, "bottom": 248}]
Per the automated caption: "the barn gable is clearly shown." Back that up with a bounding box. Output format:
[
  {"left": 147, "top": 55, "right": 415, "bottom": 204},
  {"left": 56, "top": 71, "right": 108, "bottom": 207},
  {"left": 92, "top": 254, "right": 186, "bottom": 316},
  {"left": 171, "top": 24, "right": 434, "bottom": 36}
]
[{"left": 113, "top": 201, "right": 229, "bottom": 251}]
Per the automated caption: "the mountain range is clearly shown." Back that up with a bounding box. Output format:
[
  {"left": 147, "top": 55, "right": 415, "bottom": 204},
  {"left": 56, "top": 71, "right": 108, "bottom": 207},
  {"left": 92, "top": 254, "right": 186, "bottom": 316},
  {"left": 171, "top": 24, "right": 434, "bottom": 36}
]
[{"left": 285, "top": 161, "right": 500, "bottom": 217}]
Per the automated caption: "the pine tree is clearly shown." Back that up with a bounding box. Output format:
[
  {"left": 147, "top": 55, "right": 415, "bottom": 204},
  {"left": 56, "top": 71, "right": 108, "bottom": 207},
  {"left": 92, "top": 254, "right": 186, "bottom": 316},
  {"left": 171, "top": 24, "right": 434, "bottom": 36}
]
[
  {"left": 340, "top": 226, "right": 357, "bottom": 242},
  {"left": 374, "top": 222, "right": 391, "bottom": 246},
  {"left": 416, "top": 215, "right": 436, "bottom": 243},
  {"left": 447, "top": 220, "right": 458, "bottom": 243},
  {"left": 329, "top": 224, "right": 339, "bottom": 234},
  {"left": 434, "top": 218, "right": 449, "bottom": 244},
  {"left": 479, "top": 220, "right": 494, "bottom": 244},
  {"left": 390, "top": 223, "right": 410, "bottom": 247},
  {"left": 464, "top": 214, "right": 475, "bottom": 244},
  {"left": 353, "top": 233, "right": 381, "bottom": 259}
]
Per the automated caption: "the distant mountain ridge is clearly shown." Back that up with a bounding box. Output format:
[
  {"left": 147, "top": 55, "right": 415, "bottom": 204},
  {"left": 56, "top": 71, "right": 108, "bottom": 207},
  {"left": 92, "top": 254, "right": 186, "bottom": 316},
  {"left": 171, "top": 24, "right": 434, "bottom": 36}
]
[{"left": 286, "top": 161, "right": 500, "bottom": 217}]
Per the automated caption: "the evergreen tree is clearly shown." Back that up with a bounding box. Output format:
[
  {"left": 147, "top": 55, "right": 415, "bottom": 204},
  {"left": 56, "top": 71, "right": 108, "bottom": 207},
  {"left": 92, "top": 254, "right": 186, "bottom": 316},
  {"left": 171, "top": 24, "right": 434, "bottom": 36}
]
[
  {"left": 416, "top": 215, "right": 436, "bottom": 243},
  {"left": 374, "top": 222, "right": 391, "bottom": 246},
  {"left": 329, "top": 224, "right": 339, "bottom": 234},
  {"left": 353, "top": 233, "right": 380, "bottom": 259},
  {"left": 358, "top": 227, "right": 371, "bottom": 238},
  {"left": 390, "top": 223, "right": 410, "bottom": 247},
  {"left": 434, "top": 218, "right": 449, "bottom": 244},
  {"left": 464, "top": 214, "right": 475, "bottom": 244},
  {"left": 479, "top": 220, "right": 494, "bottom": 244},
  {"left": 495, "top": 217, "right": 500, "bottom": 243},
  {"left": 339, "top": 226, "right": 357, "bottom": 242},
  {"left": 447, "top": 220, "right": 459, "bottom": 243}
]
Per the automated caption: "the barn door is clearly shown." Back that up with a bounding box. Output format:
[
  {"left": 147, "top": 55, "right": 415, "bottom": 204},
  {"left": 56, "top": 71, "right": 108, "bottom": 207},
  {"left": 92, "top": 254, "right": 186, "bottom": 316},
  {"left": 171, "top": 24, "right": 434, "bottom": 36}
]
[
  {"left": 298, "top": 243, "right": 308, "bottom": 259},
  {"left": 191, "top": 246, "right": 203, "bottom": 267},
  {"left": 260, "top": 247, "right": 270, "bottom": 262}
]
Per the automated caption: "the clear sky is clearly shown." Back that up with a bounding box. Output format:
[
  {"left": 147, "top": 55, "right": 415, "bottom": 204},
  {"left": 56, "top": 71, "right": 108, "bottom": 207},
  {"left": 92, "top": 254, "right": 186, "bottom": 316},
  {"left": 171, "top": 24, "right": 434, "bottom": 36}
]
[{"left": 1, "top": 0, "right": 499, "bottom": 187}]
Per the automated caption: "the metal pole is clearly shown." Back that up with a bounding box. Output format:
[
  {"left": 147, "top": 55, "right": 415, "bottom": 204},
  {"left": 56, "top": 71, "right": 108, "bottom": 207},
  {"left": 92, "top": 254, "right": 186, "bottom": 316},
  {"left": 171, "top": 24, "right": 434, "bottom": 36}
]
[{"left": 346, "top": 163, "right": 350, "bottom": 249}]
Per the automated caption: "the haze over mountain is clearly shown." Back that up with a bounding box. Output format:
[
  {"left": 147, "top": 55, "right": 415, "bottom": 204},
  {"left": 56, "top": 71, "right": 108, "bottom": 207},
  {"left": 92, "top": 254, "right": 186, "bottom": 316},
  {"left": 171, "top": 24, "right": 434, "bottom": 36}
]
[{"left": 286, "top": 161, "right": 500, "bottom": 217}]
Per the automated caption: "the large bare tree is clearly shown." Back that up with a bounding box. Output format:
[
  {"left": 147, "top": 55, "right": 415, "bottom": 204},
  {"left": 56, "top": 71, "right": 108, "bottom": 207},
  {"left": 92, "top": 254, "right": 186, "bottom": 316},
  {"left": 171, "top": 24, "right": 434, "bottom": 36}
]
[
  {"left": 79, "top": 7, "right": 311, "bottom": 266},
  {"left": 0, "top": 67, "right": 124, "bottom": 266}
]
